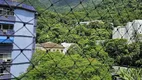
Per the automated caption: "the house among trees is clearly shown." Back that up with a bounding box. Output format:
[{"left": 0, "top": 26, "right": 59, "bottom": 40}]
[
  {"left": 0, "top": 0, "right": 36, "bottom": 79},
  {"left": 40, "top": 42, "right": 64, "bottom": 53},
  {"left": 79, "top": 20, "right": 103, "bottom": 25},
  {"left": 36, "top": 42, "right": 80, "bottom": 55},
  {"left": 61, "top": 42, "right": 74, "bottom": 54},
  {"left": 113, "top": 20, "right": 142, "bottom": 43}
]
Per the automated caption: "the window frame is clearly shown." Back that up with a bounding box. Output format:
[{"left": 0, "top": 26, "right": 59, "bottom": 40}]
[{"left": 0, "top": 7, "right": 14, "bottom": 16}]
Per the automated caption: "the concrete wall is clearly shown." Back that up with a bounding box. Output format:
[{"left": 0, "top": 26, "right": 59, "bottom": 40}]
[
  {"left": 11, "top": 9, "right": 35, "bottom": 77},
  {"left": 112, "top": 26, "right": 126, "bottom": 39},
  {"left": 61, "top": 43, "right": 73, "bottom": 54},
  {"left": 45, "top": 48, "right": 64, "bottom": 53},
  {"left": 112, "top": 20, "right": 142, "bottom": 43}
]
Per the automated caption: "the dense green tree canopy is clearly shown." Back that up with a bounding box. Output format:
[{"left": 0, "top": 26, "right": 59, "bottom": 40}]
[
  {"left": 17, "top": 0, "right": 142, "bottom": 79},
  {"left": 20, "top": 50, "right": 112, "bottom": 80},
  {"left": 105, "top": 39, "right": 142, "bottom": 66}
]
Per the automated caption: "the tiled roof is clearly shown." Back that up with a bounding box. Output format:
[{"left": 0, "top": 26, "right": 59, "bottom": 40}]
[
  {"left": 0, "top": 0, "right": 36, "bottom": 12},
  {"left": 41, "top": 42, "right": 64, "bottom": 48}
]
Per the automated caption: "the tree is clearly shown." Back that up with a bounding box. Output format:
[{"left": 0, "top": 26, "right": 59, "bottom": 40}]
[
  {"left": 105, "top": 39, "right": 128, "bottom": 59},
  {"left": 105, "top": 39, "right": 142, "bottom": 66},
  {"left": 66, "top": 43, "right": 82, "bottom": 55},
  {"left": 119, "top": 68, "right": 142, "bottom": 80},
  {"left": 20, "top": 50, "right": 112, "bottom": 80}
]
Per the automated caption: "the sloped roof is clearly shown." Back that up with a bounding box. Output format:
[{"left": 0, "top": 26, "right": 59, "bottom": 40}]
[
  {"left": 0, "top": 0, "right": 36, "bottom": 12},
  {"left": 41, "top": 42, "right": 64, "bottom": 48}
]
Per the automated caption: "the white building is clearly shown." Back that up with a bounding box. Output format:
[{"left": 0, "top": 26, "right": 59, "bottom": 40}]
[
  {"left": 79, "top": 20, "right": 103, "bottom": 25},
  {"left": 36, "top": 42, "right": 75, "bottom": 54},
  {"left": 113, "top": 20, "right": 142, "bottom": 43},
  {"left": 40, "top": 42, "right": 64, "bottom": 53},
  {"left": 61, "top": 42, "right": 74, "bottom": 54}
]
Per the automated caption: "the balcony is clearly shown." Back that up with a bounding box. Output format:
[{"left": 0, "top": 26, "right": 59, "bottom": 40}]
[
  {"left": 0, "top": 59, "right": 11, "bottom": 64},
  {"left": 0, "top": 29, "right": 14, "bottom": 44},
  {"left": 0, "top": 59, "right": 11, "bottom": 79}
]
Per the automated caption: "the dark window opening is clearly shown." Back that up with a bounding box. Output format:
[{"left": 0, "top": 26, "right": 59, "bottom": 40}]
[
  {"left": 0, "top": 24, "right": 14, "bottom": 35},
  {"left": 0, "top": 54, "right": 3, "bottom": 59},
  {"left": 0, "top": 7, "right": 14, "bottom": 16},
  {"left": 0, "top": 68, "right": 4, "bottom": 74},
  {"left": 0, "top": 67, "right": 6, "bottom": 74}
]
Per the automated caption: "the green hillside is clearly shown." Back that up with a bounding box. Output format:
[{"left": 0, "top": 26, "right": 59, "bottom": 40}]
[
  {"left": 18, "top": 0, "right": 101, "bottom": 12},
  {"left": 17, "top": 0, "right": 142, "bottom": 67},
  {"left": 19, "top": 0, "right": 142, "bottom": 79},
  {"left": 18, "top": 0, "right": 142, "bottom": 26}
]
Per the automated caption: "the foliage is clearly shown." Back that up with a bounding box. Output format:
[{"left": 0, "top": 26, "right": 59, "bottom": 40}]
[
  {"left": 105, "top": 39, "right": 142, "bottom": 66},
  {"left": 17, "top": 0, "right": 142, "bottom": 79},
  {"left": 20, "top": 50, "right": 112, "bottom": 80},
  {"left": 31, "top": 0, "right": 142, "bottom": 68},
  {"left": 36, "top": 10, "right": 112, "bottom": 44},
  {"left": 20, "top": 0, "right": 101, "bottom": 12},
  {"left": 66, "top": 43, "right": 82, "bottom": 55},
  {"left": 105, "top": 39, "right": 128, "bottom": 58},
  {"left": 119, "top": 68, "right": 142, "bottom": 80}
]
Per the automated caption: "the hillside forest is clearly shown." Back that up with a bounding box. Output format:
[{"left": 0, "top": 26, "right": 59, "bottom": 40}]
[{"left": 20, "top": 0, "right": 142, "bottom": 80}]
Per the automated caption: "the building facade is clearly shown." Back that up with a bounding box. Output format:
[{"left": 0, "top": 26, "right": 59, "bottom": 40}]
[
  {"left": 113, "top": 20, "right": 142, "bottom": 43},
  {"left": 0, "top": 0, "right": 36, "bottom": 79},
  {"left": 79, "top": 20, "right": 103, "bottom": 25},
  {"left": 40, "top": 42, "right": 64, "bottom": 53},
  {"left": 61, "top": 42, "right": 74, "bottom": 54}
]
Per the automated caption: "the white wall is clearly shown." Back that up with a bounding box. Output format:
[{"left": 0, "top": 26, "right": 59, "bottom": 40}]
[
  {"left": 112, "top": 27, "right": 125, "bottom": 39},
  {"left": 11, "top": 9, "right": 35, "bottom": 77},
  {"left": 112, "top": 20, "right": 142, "bottom": 43}
]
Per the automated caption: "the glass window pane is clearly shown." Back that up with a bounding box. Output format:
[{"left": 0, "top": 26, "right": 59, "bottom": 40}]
[
  {"left": 0, "top": 54, "right": 3, "bottom": 58},
  {"left": 0, "top": 8, "right": 3, "bottom": 15},
  {"left": 3, "top": 24, "right": 9, "bottom": 29},
  {"left": 0, "top": 68, "right": 3, "bottom": 73},
  {"left": 0, "top": 10, "right": 2, "bottom": 15},
  {"left": 2, "top": 10, "right": 6, "bottom": 15},
  {"left": 9, "top": 25, "right": 13, "bottom": 29},
  {"left": 3, "top": 54, "right": 11, "bottom": 59},
  {"left": 0, "top": 24, "right": 2, "bottom": 30}
]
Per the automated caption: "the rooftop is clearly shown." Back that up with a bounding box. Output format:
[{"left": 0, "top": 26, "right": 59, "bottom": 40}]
[
  {"left": 41, "top": 42, "right": 64, "bottom": 48},
  {"left": 0, "top": 0, "right": 36, "bottom": 12}
]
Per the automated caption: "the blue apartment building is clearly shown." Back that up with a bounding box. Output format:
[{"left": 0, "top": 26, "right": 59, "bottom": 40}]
[{"left": 0, "top": 0, "right": 36, "bottom": 79}]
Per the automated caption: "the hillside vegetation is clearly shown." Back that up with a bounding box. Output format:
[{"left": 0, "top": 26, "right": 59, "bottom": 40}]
[
  {"left": 19, "top": 0, "right": 142, "bottom": 79},
  {"left": 28, "top": 0, "right": 142, "bottom": 69}
]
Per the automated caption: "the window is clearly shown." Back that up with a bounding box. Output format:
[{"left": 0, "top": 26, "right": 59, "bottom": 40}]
[
  {"left": 0, "top": 67, "right": 8, "bottom": 74},
  {"left": 0, "top": 7, "right": 14, "bottom": 16},
  {"left": 0, "top": 53, "right": 11, "bottom": 60},
  {"left": 9, "top": 25, "right": 13, "bottom": 29},
  {"left": 3, "top": 24, "right": 9, "bottom": 29},
  {"left": 0, "top": 54, "right": 3, "bottom": 59},
  {"left": 0, "top": 8, "right": 3, "bottom": 15},
  {"left": 3, "top": 54, "right": 11, "bottom": 60},
  {"left": 0, "top": 24, "right": 14, "bottom": 35},
  {"left": 0, "top": 68, "right": 4, "bottom": 74}
]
